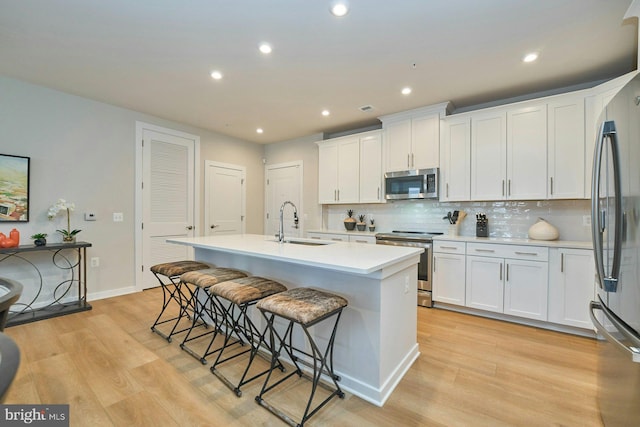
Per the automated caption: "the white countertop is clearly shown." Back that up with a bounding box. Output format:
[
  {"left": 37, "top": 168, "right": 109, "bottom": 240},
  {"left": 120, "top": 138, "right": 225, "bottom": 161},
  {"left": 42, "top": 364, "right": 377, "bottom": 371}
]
[
  {"left": 433, "top": 234, "right": 593, "bottom": 249},
  {"left": 167, "top": 234, "right": 423, "bottom": 275}
]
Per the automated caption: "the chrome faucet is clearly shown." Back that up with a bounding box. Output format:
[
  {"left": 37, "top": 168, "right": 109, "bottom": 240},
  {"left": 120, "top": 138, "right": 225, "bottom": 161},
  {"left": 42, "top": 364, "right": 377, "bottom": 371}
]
[{"left": 278, "top": 201, "right": 299, "bottom": 243}]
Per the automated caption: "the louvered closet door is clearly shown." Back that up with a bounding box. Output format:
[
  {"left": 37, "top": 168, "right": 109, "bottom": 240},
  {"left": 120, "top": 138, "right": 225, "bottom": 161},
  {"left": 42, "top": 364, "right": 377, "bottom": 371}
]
[{"left": 142, "top": 129, "right": 196, "bottom": 289}]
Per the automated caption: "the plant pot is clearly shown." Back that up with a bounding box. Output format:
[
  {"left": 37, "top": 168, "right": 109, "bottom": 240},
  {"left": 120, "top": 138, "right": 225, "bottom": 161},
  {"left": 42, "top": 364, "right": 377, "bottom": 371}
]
[
  {"left": 62, "top": 236, "right": 76, "bottom": 244},
  {"left": 34, "top": 238, "right": 46, "bottom": 246},
  {"left": 356, "top": 223, "right": 366, "bottom": 231},
  {"left": 369, "top": 226, "right": 376, "bottom": 232},
  {"left": 344, "top": 219, "right": 356, "bottom": 231}
]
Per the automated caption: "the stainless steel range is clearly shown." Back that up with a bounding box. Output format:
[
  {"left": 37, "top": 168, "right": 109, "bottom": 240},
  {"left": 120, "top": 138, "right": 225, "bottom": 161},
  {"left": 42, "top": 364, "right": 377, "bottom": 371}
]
[{"left": 375, "top": 231, "right": 443, "bottom": 307}]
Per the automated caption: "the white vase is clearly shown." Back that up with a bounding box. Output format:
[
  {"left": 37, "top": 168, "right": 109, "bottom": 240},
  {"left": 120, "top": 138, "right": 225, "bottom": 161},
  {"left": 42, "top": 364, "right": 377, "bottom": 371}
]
[{"left": 528, "top": 218, "right": 559, "bottom": 240}]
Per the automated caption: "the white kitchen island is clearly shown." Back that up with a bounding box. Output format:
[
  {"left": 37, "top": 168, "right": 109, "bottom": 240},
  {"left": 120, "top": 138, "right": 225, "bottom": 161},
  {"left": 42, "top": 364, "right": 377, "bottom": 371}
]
[{"left": 167, "top": 234, "right": 423, "bottom": 406}]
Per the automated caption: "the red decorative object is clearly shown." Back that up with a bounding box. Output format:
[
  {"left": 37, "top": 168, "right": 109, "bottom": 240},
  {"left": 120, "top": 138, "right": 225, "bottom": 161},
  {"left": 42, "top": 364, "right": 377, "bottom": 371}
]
[{"left": 0, "top": 228, "right": 20, "bottom": 247}]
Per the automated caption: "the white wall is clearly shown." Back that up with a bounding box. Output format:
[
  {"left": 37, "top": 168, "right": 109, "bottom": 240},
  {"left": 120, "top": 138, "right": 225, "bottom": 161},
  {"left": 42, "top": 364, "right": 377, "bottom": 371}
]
[{"left": 0, "top": 75, "right": 265, "bottom": 300}]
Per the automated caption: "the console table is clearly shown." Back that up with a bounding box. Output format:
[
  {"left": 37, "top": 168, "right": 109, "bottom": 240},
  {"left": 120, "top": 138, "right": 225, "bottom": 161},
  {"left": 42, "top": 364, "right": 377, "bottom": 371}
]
[{"left": 0, "top": 241, "right": 92, "bottom": 326}]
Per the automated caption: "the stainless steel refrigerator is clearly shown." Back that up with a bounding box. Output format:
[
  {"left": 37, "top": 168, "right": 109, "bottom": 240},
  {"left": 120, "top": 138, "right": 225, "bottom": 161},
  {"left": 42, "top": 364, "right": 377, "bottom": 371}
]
[{"left": 589, "top": 73, "right": 640, "bottom": 426}]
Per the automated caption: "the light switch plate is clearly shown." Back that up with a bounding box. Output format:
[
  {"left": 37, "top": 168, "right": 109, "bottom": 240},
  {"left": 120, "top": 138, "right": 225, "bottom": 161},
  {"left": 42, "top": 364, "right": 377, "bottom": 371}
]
[{"left": 113, "top": 212, "right": 124, "bottom": 222}]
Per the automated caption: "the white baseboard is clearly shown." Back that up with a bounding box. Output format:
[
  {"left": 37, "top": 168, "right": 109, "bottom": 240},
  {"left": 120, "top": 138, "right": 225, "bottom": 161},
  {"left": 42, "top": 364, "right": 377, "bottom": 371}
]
[{"left": 88, "top": 286, "right": 138, "bottom": 301}]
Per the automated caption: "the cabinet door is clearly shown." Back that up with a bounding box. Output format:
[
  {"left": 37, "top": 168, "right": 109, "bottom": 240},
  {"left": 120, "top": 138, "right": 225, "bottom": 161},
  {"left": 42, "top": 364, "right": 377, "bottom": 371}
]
[
  {"left": 433, "top": 253, "right": 466, "bottom": 306},
  {"left": 336, "top": 137, "right": 360, "bottom": 203},
  {"left": 318, "top": 142, "right": 338, "bottom": 203},
  {"left": 507, "top": 104, "right": 547, "bottom": 200},
  {"left": 440, "top": 116, "right": 471, "bottom": 201},
  {"left": 471, "top": 111, "right": 507, "bottom": 200},
  {"left": 411, "top": 114, "right": 440, "bottom": 169},
  {"left": 548, "top": 97, "right": 585, "bottom": 199},
  {"left": 465, "top": 255, "right": 503, "bottom": 312},
  {"left": 359, "top": 132, "right": 384, "bottom": 203},
  {"left": 385, "top": 120, "right": 412, "bottom": 172},
  {"left": 503, "top": 259, "right": 548, "bottom": 321},
  {"left": 548, "top": 248, "right": 595, "bottom": 329}
]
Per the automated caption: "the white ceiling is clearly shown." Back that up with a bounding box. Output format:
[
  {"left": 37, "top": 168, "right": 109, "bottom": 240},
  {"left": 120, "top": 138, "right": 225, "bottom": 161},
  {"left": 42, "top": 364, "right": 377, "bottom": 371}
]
[{"left": 0, "top": 0, "right": 637, "bottom": 144}]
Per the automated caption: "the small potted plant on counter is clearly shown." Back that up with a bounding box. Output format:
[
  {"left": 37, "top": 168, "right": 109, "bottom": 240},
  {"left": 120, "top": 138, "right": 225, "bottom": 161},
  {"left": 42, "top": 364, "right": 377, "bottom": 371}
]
[
  {"left": 356, "top": 214, "right": 367, "bottom": 231},
  {"left": 31, "top": 233, "right": 47, "bottom": 246},
  {"left": 369, "top": 217, "right": 375, "bottom": 232},
  {"left": 344, "top": 209, "right": 356, "bottom": 231}
]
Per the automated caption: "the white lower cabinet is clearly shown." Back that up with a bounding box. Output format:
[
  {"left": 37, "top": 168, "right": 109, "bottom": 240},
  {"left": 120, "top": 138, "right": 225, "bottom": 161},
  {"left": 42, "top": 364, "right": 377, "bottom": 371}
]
[
  {"left": 502, "top": 259, "right": 548, "bottom": 321},
  {"left": 465, "top": 256, "right": 504, "bottom": 313},
  {"left": 465, "top": 243, "right": 549, "bottom": 321},
  {"left": 306, "top": 231, "right": 375, "bottom": 244},
  {"left": 548, "top": 248, "right": 595, "bottom": 329},
  {"left": 432, "top": 241, "right": 466, "bottom": 306}
]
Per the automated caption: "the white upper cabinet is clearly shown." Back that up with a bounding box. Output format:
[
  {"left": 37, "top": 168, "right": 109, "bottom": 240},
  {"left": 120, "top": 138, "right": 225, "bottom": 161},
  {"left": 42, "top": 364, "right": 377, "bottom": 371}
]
[
  {"left": 547, "top": 96, "right": 586, "bottom": 199},
  {"left": 380, "top": 103, "right": 450, "bottom": 172},
  {"left": 440, "top": 115, "right": 471, "bottom": 201},
  {"left": 359, "top": 132, "right": 384, "bottom": 203},
  {"left": 317, "top": 130, "right": 383, "bottom": 204},
  {"left": 470, "top": 110, "right": 507, "bottom": 200},
  {"left": 507, "top": 103, "right": 548, "bottom": 200}
]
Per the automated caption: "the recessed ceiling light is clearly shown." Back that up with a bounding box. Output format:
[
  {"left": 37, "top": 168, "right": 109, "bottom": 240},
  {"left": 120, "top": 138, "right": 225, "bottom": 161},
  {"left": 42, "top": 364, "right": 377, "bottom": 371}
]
[
  {"left": 259, "top": 43, "right": 272, "bottom": 54},
  {"left": 523, "top": 52, "right": 539, "bottom": 63},
  {"left": 401, "top": 87, "right": 412, "bottom": 95},
  {"left": 256, "top": 128, "right": 264, "bottom": 134},
  {"left": 330, "top": 2, "right": 349, "bottom": 17},
  {"left": 322, "top": 110, "right": 330, "bottom": 117},
  {"left": 210, "top": 70, "right": 223, "bottom": 80}
]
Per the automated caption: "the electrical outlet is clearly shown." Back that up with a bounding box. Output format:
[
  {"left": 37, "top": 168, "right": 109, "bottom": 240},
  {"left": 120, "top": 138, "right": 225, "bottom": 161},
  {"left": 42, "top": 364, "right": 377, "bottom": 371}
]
[
  {"left": 90, "top": 257, "right": 100, "bottom": 267},
  {"left": 113, "top": 212, "right": 124, "bottom": 222},
  {"left": 583, "top": 215, "right": 591, "bottom": 227},
  {"left": 84, "top": 212, "right": 97, "bottom": 221}
]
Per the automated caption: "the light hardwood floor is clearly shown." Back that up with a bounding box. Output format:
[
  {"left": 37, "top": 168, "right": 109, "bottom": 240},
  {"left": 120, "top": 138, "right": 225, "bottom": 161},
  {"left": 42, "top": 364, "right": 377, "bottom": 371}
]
[{"left": 4, "top": 288, "right": 603, "bottom": 426}]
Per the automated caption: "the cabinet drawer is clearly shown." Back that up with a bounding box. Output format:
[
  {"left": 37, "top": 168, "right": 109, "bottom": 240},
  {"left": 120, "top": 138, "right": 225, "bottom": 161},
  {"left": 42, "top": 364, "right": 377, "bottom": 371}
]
[
  {"left": 349, "top": 235, "right": 376, "bottom": 244},
  {"left": 434, "top": 241, "right": 466, "bottom": 254},
  {"left": 307, "top": 233, "right": 348, "bottom": 242},
  {"left": 467, "top": 243, "right": 548, "bottom": 261}
]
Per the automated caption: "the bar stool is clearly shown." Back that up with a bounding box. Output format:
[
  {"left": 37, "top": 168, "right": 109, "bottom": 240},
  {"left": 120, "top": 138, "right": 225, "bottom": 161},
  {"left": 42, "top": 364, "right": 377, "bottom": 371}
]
[
  {"left": 149, "top": 260, "right": 211, "bottom": 342},
  {"left": 255, "top": 287, "right": 348, "bottom": 427},
  {"left": 209, "top": 276, "right": 287, "bottom": 397},
  {"left": 178, "top": 267, "right": 248, "bottom": 364}
]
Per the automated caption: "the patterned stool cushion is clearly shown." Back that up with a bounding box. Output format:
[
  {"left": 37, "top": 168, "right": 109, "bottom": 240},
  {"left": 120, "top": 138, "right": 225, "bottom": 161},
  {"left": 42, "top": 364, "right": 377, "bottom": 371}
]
[
  {"left": 180, "top": 268, "right": 248, "bottom": 288},
  {"left": 150, "top": 260, "right": 211, "bottom": 278},
  {"left": 257, "top": 288, "right": 348, "bottom": 325},
  {"left": 211, "top": 276, "right": 287, "bottom": 305}
]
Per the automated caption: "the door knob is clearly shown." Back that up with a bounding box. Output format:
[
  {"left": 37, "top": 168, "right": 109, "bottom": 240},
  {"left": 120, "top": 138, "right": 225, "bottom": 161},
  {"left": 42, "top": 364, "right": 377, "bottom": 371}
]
[
  {"left": 210, "top": 224, "right": 219, "bottom": 229},
  {"left": 186, "top": 226, "right": 194, "bottom": 230}
]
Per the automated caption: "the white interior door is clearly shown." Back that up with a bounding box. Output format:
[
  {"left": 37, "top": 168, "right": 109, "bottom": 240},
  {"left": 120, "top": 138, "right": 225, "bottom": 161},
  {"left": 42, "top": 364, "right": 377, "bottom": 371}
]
[
  {"left": 137, "top": 123, "right": 199, "bottom": 290},
  {"left": 265, "top": 161, "right": 303, "bottom": 238},
  {"left": 205, "top": 161, "right": 245, "bottom": 235}
]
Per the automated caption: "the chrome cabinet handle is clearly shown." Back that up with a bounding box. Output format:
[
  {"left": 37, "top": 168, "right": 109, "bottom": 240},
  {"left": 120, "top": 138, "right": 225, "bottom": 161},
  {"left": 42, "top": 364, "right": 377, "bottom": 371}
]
[
  {"left": 514, "top": 251, "right": 537, "bottom": 256},
  {"left": 506, "top": 263, "right": 510, "bottom": 281},
  {"left": 440, "top": 246, "right": 458, "bottom": 250},
  {"left": 502, "top": 180, "right": 505, "bottom": 196},
  {"left": 499, "top": 263, "right": 503, "bottom": 280},
  {"left": 550, "top": 177, "right": 554, "bottom": 195},
  {"left": 560, "top": 252, "right": 564, "bottom": 273},
  {"left": 475, "top": 248, "right": 495, "bottom": 253},
  {"left": 446, "top": 183, "right": 449, "bottom": 198},
  {"left": 411, "top": 153, "right": 415, "bottom": 168},
  {"left": 407, "top": 154, "right": 411, "bottom": 168},
  {"left": 508, "top": 179, "right": 511, "bottom": 196},
  {"left": 433, "top": 256, "right": 436, "bottom": 273}
]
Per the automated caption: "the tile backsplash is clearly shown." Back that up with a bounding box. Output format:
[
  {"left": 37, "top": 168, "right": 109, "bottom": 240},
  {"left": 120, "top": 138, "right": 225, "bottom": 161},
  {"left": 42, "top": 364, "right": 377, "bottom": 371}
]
[{"left": 323, "top": 199, "right": 591, "bottom": 241}]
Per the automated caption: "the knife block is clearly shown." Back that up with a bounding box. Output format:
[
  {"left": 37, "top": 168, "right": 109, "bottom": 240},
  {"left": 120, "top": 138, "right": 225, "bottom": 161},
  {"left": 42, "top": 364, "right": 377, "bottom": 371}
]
[{"left": 476, "top": 219, "right": 488, "bottom": 237}]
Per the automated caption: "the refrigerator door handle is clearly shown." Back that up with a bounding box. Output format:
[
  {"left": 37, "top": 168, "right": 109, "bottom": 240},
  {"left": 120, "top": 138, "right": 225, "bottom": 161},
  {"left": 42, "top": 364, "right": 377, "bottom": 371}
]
[
  {"left": 590, "top": 301, "right": 640, "bottom": 363},
  {"left": 592, "top": 122, "right": 606, "bottom": 290},
  {"left": 591, "top": 121, "right": 623, "bottom": 292}
]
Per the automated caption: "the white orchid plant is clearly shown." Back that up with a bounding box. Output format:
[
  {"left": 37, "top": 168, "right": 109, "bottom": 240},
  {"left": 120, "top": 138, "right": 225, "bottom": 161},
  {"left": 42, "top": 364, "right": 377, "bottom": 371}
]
[{"left": 48, "top": 198, "right": 81, "bottom": 241}]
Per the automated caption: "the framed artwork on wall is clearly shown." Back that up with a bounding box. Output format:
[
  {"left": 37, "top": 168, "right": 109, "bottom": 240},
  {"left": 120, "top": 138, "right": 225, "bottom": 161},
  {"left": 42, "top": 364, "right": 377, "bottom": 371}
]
[{"left": 0, "top": 154, "right": 30, "bottom": 222}]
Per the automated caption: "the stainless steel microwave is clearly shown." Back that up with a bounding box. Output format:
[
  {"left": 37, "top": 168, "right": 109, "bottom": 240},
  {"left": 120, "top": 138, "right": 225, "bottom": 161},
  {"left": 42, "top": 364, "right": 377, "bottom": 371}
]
[{"left": 384, "top": 168, "right": 439, "bottom": 200}]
